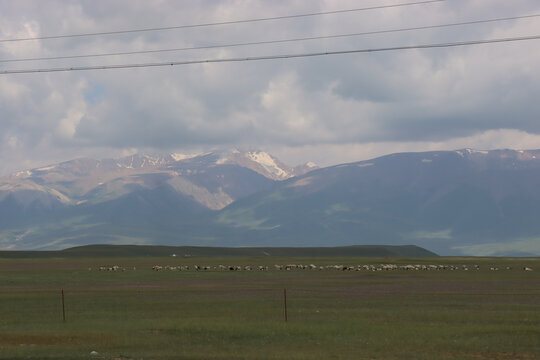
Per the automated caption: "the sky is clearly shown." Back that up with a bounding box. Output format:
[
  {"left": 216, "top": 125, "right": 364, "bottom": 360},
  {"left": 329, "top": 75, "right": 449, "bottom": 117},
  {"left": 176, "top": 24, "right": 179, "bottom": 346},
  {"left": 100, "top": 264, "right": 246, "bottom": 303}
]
[{"left": 1, "top": 0, "right": 539, "bottom": 176}]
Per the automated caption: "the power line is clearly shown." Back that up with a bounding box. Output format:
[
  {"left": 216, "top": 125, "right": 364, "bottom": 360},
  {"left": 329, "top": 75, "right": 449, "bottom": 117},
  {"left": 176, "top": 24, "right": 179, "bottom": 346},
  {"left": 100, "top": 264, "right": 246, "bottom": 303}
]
[
  {"left": 2, "top": 13, "right": 538, "bottom": 64},
  {"left": 2, "top": 34, "right": 538, "bottom": 75},
  {"left": 0, "top": 0, "right": 444, "bottom": 43}
]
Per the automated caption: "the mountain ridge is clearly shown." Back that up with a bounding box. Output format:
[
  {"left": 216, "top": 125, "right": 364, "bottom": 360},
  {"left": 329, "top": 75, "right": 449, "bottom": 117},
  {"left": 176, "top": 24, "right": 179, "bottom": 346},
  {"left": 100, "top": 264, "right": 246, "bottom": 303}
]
[
  {"left": 0, "top": 149, "right": 317, "bottom": 211},
  {"left": 1, "top": 148, "right": 539, "bottom": 256}
]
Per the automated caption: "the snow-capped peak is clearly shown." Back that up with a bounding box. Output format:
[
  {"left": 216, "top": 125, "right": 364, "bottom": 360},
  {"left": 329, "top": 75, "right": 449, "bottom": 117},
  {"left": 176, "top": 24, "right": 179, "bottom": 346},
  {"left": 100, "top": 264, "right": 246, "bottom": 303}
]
[
  {"left": 464, "top": 148, "right": 489, "bottom": 155},
  {"left": 246, "top": 151, "right": 289, "bottom": 179},
  {"left": 13, "top": 170, "right": 32, "bottom": 178},
  {"left": 35, "top": 165, "right": 57, "bottom": 172},
  {"left": 170, "top": 152, "right": 206, "bottom": 162},
  {"left": 115, "top": 154, "right": 170, "bottom": 169},
  {"left": 456, "top": 149, "right": 489, "bottom": 157}
]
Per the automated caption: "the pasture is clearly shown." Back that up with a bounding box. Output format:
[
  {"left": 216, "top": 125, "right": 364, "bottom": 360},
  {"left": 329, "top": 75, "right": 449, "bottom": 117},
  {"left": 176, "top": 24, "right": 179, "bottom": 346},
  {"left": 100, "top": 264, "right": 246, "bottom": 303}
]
[{"left": 0, "top": 256, "right": 539, "bottom": 359}]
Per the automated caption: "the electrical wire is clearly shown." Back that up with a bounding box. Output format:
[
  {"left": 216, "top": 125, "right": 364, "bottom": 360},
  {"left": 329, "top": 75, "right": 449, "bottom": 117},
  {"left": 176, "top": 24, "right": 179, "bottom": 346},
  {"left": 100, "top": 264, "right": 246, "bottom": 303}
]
[
  {"left": 2, "top": 34, "right": 538, "bottom": 75},
  {"left": 0, "top": 0, "right": 445, "bottom": 43},
  {"left": 1, "top": 13, "right": 537, "bottom": 64}
]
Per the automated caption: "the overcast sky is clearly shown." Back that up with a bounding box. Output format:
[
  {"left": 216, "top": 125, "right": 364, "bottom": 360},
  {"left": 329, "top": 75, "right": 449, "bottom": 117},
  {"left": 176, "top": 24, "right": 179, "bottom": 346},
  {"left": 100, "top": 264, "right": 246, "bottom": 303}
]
[{"left": 1, "top": 0, "right": 539, "bottom": 175}]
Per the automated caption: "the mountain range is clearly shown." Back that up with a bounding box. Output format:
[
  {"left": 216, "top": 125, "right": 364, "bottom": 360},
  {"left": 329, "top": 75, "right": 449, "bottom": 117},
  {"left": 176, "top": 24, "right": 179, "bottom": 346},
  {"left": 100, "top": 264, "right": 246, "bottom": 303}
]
[{"left": 1, "top": 148, "right": 539, "bottom": 256}]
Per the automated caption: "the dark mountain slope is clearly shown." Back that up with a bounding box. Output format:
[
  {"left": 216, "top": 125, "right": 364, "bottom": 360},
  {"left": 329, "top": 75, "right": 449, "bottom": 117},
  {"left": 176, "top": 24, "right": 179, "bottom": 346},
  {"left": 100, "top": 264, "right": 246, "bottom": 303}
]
[{"left": 214, "top": 150, "right": 540, "bottom": 255}]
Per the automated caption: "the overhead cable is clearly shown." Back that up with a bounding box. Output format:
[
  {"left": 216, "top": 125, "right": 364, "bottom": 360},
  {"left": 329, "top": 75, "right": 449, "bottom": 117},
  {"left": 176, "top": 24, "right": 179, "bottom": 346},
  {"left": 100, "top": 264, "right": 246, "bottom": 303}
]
[
  {"left": 2, "top": 34, "right": 538, "bottom": 75},
  {"left": 1, "top": 13, "right": 538, "bottom": 63},
  {"left": 0, "top": 0, "right": 444, "bottom": 43}
]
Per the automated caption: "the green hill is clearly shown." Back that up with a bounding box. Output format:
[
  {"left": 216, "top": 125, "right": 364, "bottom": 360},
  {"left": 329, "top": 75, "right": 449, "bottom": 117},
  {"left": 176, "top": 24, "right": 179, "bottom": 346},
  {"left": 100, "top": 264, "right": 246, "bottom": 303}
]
[{"left": 0, "top": 244, "right": 437, "bottom": 258}]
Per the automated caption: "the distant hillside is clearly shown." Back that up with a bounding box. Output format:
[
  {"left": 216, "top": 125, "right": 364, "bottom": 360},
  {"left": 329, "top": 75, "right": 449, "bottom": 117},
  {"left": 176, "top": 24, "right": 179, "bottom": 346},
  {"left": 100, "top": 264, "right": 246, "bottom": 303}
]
[
  {"left": 0, "top": 150, "right": 314, "bottom": 250},
  {"left": 0, "top": 244, "right": 437, "bottom": 258},
  {"left": 0, "top": 150, "right": 306, "bottom": 213},
  {"left": 1, "top": 149, "right": 540, "bottom": 256},
  {"left": 213, "top": 149, "right": 540, "bottom": 256}
]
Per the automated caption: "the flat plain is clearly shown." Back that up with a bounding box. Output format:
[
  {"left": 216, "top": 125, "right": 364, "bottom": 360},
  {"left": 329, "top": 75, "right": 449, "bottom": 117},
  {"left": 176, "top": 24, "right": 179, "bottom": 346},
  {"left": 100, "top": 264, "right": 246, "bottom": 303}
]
[{"left": 0, "top": 256, "right": 539, "bottom": 360}]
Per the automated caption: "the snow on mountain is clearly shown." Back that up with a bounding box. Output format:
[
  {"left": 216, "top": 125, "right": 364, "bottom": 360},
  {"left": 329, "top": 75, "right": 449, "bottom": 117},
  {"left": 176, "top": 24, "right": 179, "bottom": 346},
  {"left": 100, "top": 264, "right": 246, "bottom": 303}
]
[
  {"left": 0, "top": 149, "right": 314, "bottom": 213},
  {"left": 170, "top": 152, "right": 207, "bottom": 162},
  {"left": 4, "top": 150, "right": 316, "bottom": 183},
  {"left": 35, "top": 165, "right": 57, "bottom": 172},
  {"left": 12, "top": 170, "right": 32, "bottom": 178},
  {"left": 246, "top": 151, "right": 290, "bottom": 179},
  {"left": 212, "top": 149, "right": 317, "bottom": 180},
  {"left": 115, "top": 154, "right": 169, "bottom": 169}
]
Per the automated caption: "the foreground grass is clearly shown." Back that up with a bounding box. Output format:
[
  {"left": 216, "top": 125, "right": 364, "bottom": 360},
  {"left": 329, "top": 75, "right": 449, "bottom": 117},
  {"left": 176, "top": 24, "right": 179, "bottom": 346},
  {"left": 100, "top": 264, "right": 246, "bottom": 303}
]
[{"left": 0, "top": 256, "right": 539, "bottom": 359}]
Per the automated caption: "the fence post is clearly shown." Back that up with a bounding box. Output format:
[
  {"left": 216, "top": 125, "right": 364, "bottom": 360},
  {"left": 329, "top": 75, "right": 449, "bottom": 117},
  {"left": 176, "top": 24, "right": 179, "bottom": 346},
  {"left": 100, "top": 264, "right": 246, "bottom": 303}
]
[
  {"left": 61, "top": 289, "right": 66, "bottom": 322},
  {"left": 284, "top": 288, "right": 288, "bottom": 322}
]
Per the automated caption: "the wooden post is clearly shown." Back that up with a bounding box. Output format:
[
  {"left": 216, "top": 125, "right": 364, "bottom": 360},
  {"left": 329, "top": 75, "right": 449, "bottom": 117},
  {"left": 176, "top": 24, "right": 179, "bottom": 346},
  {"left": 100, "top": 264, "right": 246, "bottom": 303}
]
[
  {"left": 284, "top": 288, "right": 288, "bottom": 322},
  {"left": 61, "top": 289, "right": 66, "bottom": 322}
]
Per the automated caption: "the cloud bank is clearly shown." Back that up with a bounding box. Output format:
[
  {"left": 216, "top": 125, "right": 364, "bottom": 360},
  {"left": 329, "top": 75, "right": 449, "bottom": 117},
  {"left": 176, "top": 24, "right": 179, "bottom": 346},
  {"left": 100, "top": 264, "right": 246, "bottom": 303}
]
[{"left": 1, "top": 0, "right": 539, "bottom": 174}]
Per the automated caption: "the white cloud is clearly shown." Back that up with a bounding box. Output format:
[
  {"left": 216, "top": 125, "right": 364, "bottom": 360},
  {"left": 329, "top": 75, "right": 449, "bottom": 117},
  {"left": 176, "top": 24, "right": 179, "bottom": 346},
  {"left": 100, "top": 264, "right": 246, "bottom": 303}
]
[
  {"left": 0, "top": 0, "right": 539, "bottom": 175},
  {"left": 270, "top": 129, "right": 540, "bottom": 167},
  {"left": 0, "top": 78, "right": 27, "bottom": 100},
  {"left": 57, "top": 107, "right": 85, "bottom": 139}
]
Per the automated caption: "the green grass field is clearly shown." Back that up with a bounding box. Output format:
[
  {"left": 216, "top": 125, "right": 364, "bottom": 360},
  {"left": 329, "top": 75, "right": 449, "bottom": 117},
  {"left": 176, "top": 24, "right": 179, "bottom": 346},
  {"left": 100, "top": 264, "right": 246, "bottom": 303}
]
[{"left": 0, "top": 256, "right": 539, "bottom": 359}]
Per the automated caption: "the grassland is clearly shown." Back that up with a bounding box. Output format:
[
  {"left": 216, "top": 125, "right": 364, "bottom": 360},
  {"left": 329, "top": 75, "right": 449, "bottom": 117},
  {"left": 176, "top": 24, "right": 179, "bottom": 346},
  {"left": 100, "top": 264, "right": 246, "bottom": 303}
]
[{"left": 0, "top": 255, "right": 538, "bottom": 359}]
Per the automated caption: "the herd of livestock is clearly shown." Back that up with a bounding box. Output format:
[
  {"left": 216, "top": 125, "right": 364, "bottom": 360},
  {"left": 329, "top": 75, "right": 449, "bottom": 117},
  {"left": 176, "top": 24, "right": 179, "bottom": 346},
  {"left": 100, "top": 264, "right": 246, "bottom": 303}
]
[{"left": 95, "top": 263, "right": 534, "bottom": 272}]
